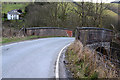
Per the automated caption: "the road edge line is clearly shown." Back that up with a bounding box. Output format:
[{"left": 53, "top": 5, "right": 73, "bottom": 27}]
[{"left": 55, "top": 43, "right": 72, "bottom": 78}]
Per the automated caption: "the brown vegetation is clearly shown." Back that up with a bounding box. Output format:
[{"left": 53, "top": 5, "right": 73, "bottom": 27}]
[
  {"left": 65, "top": 40, "right": 119, "bottom": 78},
  {"left": 2, "top": 27, "right": 24, "bottom": 38}
]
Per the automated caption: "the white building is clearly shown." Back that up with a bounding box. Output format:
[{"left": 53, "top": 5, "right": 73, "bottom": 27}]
[{"left": 7, "top": 9, "right": 22, "bottom": 20}]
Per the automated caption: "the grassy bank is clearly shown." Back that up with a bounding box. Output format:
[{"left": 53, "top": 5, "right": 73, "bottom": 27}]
[
  {"left": 1, "top": 36, "right": 66, "bottom": 44},
  {"left": 65, "top": 40, "right": 119, "bottom": 78},
  {"left": 2, "top": 3, "right": 29, "bottom": 14}
]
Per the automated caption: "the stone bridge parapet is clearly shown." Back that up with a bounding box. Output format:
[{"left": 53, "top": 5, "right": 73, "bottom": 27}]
[
  {"left": 24, "top": 27, "right": 73, "bottom": 37},
  {"left": 75, "top": 27, "right": 114, "bottom": 56}
]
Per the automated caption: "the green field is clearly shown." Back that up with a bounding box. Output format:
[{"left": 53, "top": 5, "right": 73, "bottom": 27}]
[{"left": 2, "top": 3, "right": 29, "bottom": 14}]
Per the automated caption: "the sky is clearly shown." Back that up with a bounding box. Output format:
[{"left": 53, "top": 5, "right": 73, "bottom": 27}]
[{"left": 73, "top": 0, "right": 119, "bottom": 3}]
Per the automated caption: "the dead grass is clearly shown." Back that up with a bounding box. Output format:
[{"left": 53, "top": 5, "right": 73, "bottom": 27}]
[{"left": 65, "top": 40, "right": 119, "bottom": 78}]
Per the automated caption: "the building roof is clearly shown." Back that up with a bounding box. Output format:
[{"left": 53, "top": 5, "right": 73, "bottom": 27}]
[{"left": 7, "top": 9, "right": 22, "bottom": 15}]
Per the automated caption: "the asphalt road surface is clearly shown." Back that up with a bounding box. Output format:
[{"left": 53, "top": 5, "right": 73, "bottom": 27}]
[{"left": 2, "top": 37, "right": 74, "bottom": 78}]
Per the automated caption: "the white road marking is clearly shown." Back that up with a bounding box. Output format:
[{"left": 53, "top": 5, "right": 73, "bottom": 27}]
[{"left": 55, "top": 42, "right": 72, "bottom": 78}]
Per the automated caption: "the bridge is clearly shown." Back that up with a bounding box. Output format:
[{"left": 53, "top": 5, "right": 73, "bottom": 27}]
[
  {"left": 24, "top": 27, "right": 73, "bottom": 37},
  {"left": 2, "top": 26, "right": 120, "bottom": 78},
  {"left": 75, "top": 27, "right": 120, "bottom": 63},
  {"left": 24, "top": 26, "right": 118, "bottom": 59}
]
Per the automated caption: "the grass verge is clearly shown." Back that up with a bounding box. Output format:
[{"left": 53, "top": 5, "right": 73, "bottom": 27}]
[{"left": 1, "top": 36, "right": 67, "bottom": 44}]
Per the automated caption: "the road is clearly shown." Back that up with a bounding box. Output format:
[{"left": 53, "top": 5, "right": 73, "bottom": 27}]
[{"left": 2, "top": 37, "right": 74, "bottom": 78}]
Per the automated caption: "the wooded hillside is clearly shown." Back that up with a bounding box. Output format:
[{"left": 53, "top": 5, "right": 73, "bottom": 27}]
[{"left": 2, "top": 2, "right": 120, "bottom": 32}]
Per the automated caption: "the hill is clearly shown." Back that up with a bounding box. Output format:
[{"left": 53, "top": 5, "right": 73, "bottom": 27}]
[
  {"left": 2, "top": 2, "right": 29, "bottom": 14},
  {"left": 111, "top": 1, "right": 120, "bottom": 4},
  {"left": 107, "top": 3, "right": 120, "bottom": 15},
  {"left": 2, "top": 2, "right": 120, "bottom": 32}
]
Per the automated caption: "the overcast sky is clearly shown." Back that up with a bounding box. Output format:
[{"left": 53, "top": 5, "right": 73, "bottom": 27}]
[{"left": 73, "top": 0, "right": 119, "bottom": 3}]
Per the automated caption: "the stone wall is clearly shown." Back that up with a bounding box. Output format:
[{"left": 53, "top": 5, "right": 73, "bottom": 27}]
[
  {"left": 76, "top": 27, "right": 114, "bottom": 45},
  {"left": 25, "top": 27, "right": 72, "bottom": 37},
  {"left": 86, "top": 42, "right": 110, "bottom": 54}
]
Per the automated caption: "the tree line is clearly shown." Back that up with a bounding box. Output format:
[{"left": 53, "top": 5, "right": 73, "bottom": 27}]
[{"left": 24, "top": 2, "right": 119, "bottom": 31}]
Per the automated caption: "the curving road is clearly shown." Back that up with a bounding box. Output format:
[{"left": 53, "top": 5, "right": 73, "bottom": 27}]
[{"left": 2, "top": 37, "right": 74, "bottom": 78}]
